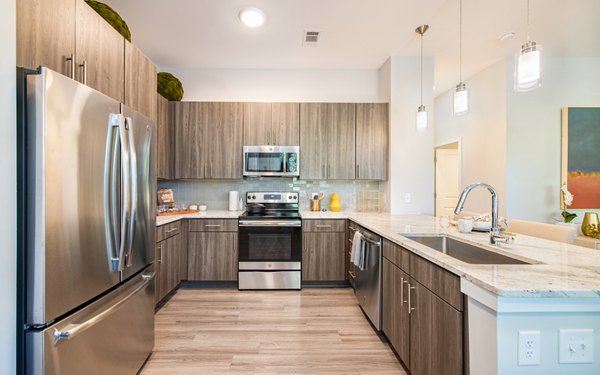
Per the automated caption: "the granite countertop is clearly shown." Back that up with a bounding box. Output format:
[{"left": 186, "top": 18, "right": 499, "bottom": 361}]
[{"left": 156, "top": 210, "right": 600, "bottom": 298}]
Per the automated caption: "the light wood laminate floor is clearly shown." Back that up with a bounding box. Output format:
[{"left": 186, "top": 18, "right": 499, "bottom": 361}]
[{"left": 142, "top": 288, "right": 407, "bottom": 374}]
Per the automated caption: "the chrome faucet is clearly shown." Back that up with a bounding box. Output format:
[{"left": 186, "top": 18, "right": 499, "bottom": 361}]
[{"left": 454, "top": 182, "right": 514, "bottom": 246}]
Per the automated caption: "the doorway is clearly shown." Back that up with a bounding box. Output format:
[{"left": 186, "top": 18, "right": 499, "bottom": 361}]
[{"left": 434, "top": 141, "right": 461, "bottom": 217}]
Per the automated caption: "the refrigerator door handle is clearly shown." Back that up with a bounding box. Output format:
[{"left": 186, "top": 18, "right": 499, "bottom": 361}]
[
  {"left": 118, "top": 115, "right": 132, "bottom": 271},
  {"left": 103, "top": 114, "right": 122, "bottom": 272},
  {"left": 124, "top": 117, "right": 137, "bottom": 267},
  {"left": 52, "top": 272, "right": 156, "bottom": 344}
]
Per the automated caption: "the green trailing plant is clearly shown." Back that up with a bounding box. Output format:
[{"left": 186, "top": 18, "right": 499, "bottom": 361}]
[
  {"left": 85, "top": 0, "right": 132, "bottom": 42},
  {"left": 157, "top": 72, "right": 184, "bottom": 101}
]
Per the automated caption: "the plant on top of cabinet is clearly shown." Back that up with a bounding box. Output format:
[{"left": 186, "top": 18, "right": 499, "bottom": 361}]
[
  {"left": 84, "top": 0, "right": 131, "bottom": 41},
  {"left": 157, "top": 72, "right": 184, "bottom": 101}
]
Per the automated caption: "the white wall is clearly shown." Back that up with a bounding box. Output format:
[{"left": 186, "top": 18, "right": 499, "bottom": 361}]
[
  {"left": 434, "top": 60, "right": 508, "bottom": 216},
  {"left": 384, "top": 56, "right": 435, "bottom": 214},
  {"left": 0, "top": 0, "right": 16, "bottom": 373},
  {"left": 164, "top": 67, "right": 382, "bottom": 102},
  {"left": 506, "top": 57, "right": 600, "bottom": 222}
]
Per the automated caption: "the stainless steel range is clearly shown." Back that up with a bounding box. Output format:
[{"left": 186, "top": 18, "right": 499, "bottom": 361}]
[{"left": 238, "top": 192, "right": 302, "bottom": 290}]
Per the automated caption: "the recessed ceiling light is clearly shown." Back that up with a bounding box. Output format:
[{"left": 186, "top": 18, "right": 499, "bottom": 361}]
[
  {"left": 239, "top": 7, "right": 266, "bottom": 28},
  {"left": 499, "top": 31, "right": 516, "bottom": 41}
]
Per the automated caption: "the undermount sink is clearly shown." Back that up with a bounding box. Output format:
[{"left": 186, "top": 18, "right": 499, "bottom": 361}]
[{"left": 402, "top": 235, "right": 532, "bottom": 265}]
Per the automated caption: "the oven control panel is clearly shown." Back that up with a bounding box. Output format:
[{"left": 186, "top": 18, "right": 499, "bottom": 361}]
[{"left": 246, "top": 192, "right": 299, "bottom": 203}]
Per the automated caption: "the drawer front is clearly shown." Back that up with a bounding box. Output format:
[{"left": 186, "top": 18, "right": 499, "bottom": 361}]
[
  {"left": 409, "top": 252, "right": 463, "bottom": 311},
  {"left": 156, "top": 221, "right": 181, "bottom": 242},
  {"left": 382, "top": 240, "right": 410, "bottom": 272},
  {"left": 303, "top": 219, "right": 346, "bottom": 233},
  {"left": 188, "top": 219, "right": 238, "bottom": 232}
]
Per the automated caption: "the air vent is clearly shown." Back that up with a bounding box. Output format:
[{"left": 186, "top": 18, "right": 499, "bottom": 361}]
[{"left": 303, "top": 30, "right": 320, "bottom": 46}]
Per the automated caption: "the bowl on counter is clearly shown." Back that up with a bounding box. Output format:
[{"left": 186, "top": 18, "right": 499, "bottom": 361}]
[{"left": 198, "top": 204, "right": 208, "bottom": 212}]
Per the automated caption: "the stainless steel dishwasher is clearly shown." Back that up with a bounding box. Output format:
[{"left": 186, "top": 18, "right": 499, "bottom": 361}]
[{"left": 351, "top": 225, "right": 383, "bottom": 330}]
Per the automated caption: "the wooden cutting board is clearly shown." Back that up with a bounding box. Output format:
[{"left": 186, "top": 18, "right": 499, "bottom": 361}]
[{"left": 157, "top": 210, "right": 199, "bottom": 217}]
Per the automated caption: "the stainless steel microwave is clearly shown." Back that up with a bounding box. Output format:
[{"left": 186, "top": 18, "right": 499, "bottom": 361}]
[{"left": 243, "top": 146, "right": 300, "bottom": 177}]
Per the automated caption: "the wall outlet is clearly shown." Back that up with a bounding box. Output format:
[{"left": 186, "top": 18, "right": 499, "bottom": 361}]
[
  {"left": 518, "top": 330, "right": 541, "bottom": 366},
  {"left": 559, "top": 329, "right": 594, "bottom": 364},
  {"left": 404, "top": 193, "right": 412, "bottom": 203}
]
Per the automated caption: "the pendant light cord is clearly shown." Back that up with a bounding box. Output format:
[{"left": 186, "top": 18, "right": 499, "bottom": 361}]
[
  {"left": 420, "top": 31, "right": 423, "bottom": 106},
  {"left": 459, "top": 0, "right": 462, "bottom": 84}
]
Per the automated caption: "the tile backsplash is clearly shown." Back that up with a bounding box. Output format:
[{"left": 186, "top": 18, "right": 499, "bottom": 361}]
[{"left": 158, "top": 178, "right": 383, "bottom": 212}]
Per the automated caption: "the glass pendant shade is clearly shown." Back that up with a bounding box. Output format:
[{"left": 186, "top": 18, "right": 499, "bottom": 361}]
[
  {"left": 453, "top": 83, "right": 468, "bottom": 115},
  {"left": 416, "top": 105, "right": 428, "bottom": 132},
  {"left": 515, "top": 41, "right": 542, "bottom": 91}
]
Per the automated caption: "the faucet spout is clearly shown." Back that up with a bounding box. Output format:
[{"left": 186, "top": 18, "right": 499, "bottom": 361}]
[{"left": 454, "top": 182, "right": 502, "bottom": 245}]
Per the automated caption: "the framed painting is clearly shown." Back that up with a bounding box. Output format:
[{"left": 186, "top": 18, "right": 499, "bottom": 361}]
[{"left": 561, "top": 107, "right": 600, "bottom": 209}]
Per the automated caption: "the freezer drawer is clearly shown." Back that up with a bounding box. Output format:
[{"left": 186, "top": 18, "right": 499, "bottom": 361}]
[{"left": 26, "top": 266, "right": 155, "bottom": 375}]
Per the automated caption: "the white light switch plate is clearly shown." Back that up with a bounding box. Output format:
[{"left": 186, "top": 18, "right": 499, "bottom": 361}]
[
  {"left": 518, "top": 330, "right": 541, "bottom": 366},
  {"left": 559, "top": 329, "right": 594, "bottom": 364}
]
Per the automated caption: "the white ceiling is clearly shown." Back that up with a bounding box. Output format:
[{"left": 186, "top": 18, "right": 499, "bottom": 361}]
[{"left": 103, "top": 0, "right": 600, "bottom": 94}]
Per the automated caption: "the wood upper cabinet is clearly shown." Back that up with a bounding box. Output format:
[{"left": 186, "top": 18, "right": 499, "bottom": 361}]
[
  {"left": 300, "top": 104, "right": 329, "bottom": 179},
  {"left": 125, "top": 41, "right": 157, "bottom": 122},
  {"left": 75, "top": 0, "right": 124, "bottom": 102},
  {"left": 244, "top": 103, "right": 300, "bottom": 146},
  {"left": 356, "top": 103, "right": 388, "bottom": 180},
  {"left": 243, "top": 103, "right": 271, "bottom": 145},
  {"left": 272, "top": 103, "right": 300, "bottom": 145},
  {"left": 300, "top": 103, "right": 355, "bottom": 180},
  {"left": 17, "top": 0, "right": 76, "bottom": 76},
  {"left": 174, "top": 102, "right": 243, "bottom": 179},
  {"left": 156, "top": 94, "right": 174, "bottom": 179}
]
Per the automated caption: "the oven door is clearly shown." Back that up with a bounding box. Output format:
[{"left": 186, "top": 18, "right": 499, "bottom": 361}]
[{"left": 238, "top": 221, "right": 302, "bottom": 264}]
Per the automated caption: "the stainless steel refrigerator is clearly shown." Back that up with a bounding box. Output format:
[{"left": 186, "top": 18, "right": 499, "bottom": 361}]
[{"left": 17, "top": 67, "right": 156, "bottom": 374}]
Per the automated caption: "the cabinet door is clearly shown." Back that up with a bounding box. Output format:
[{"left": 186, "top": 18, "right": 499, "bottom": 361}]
[
  {"left": 188, "top": 232, "right": 238, "bottom": 281},
  {"left": 167, "top": 234, "right": 181, "bottom": 293},
  {"left": 124, "top": 41, "right": 157, "bottom": 122},
  {"left": 327, "top": 103, "right": 356, "bottom": 180},
  {"left": 409, "top": 280, "right": 463, "bottom": 375},
  {"left": 209, "top": 102, "right": 244, "bottom": 179},
  {"left": 173, "top": 102, "right": 209, "bottom": 179},
  {"left": 156, "top": 240, "right": 170, "bottom": 302},
  {"left": 272, "top": 103, "right": 300, "bottom": 146},
  {"left": 300, "top": 104, "right": 328, "bottom": 180},
  {"left": 75, "top": 0, "right": 124, "bottom": 101},
  {"left": 382, "top": 259, "right": 411, "bottom": 366},
  {"left": 154, "top": 243, "right": 162, "bottom": 304},
  {"left": 356, "top": 103, "right": 388, "bottom": 180},
  {"left": 243, "top": 103, "right": 271, "bottom": 145},
  {"left": 156, "top": 94, "right": 173, "bottom": 179},
  {"left": 17, "top": 0, "right": 76, "bottom": 75},
  {"left": 302, "top": 232, "right": 345, "bottom": 281}
]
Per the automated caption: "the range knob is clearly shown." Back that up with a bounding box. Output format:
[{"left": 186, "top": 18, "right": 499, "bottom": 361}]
[{"left": 252, "top": 195, "right": 257, "bottom": 199}]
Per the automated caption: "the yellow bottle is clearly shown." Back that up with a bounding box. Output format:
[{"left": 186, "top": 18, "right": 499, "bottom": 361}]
[{"left": 329, "top": 193, "right": 342, "bottom": 212}]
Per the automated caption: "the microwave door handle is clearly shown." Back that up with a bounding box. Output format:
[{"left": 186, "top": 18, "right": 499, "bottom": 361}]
[{"left": 282, "top": 152, "right": 287, "bottom": 173}]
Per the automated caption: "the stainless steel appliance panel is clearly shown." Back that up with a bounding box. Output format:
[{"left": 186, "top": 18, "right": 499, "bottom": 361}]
[
  {"left": 239, "top": 261, "right": 301, "bottom": 271},
  {"left": 26, "top": 68, "right": 121, "bottom": 325},
  {"left": 354, "top": 230, "right": 382, "bottom": 330},
  {"left": 238, "top": 271, "right": 301, "bottom": 290},
  {"left": 243, "top": 145, "right": 300, "bottom": 177},
  {"left": 27, "top": 266, "right": 155, "bottom": 375},
  {"left": 120, "top": 105, "right": 156, "bottom": 281}
]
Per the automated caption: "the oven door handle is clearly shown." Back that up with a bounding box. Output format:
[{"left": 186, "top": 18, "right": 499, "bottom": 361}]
[{"left": 239, "top": 220, "right": 302, "bottom": 227}]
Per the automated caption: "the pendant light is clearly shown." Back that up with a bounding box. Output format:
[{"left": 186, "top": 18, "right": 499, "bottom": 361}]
[
  {"left": 415, "top": 25, "right": 429, "bottom": 132},
  {"left": 515, "top": 0, "right": 542, "bottom": 91},
  {"left": 453, "top": 0, "right": 468, "bottom": 115}
]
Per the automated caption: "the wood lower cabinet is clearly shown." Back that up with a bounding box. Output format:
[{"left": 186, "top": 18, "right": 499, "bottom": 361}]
[
  {"left": 187, "top": 219, "right": 238, "bottom": 281},
  {"left": 155, "top": 227, "right": 181, "bottom": 304},
  {"left": 382, "top": 239, "right": 464, "bottom": 375},
  {"left": 125, "top": 41, "right": 157, "bottom": 122},
  {"left": 174, "top": 102, "right": 243, "bottom": 179},
  {"left": 302, "top": 220, "right": 346, "bottom": 282},
  {"left": 356, "top": 103, "right": 388, "bottom": 180},
  {"left": 17, "top": 0, "right": 76, "bottom": 76}
]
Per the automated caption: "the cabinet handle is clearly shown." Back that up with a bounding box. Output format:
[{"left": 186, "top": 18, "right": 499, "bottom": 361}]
[
  {"left": 356, "top": 164, "right": 360, "bottom": 179},
  {"left": 157, "top": 244, "right": 163, "bottom": 264},
  {"left": 322, "top": 164, "right": 325, "bottom": 178},
  {"left": 328, "top": 164, "right": 331, "bottom": 179},
  {"left": 79, "top": 60, "right": 87, "bottom": 85},
  {"left": 166, "top": 228, "right": 177, "bottom": 234},
  {"left": 205, "top": 224, "right": 221, "bottom": 227},
  {"left": 210, "top": 163, "right": 213, "bottom": 178},
  {"left": 400, "top": 277, "right": 404, "bottom": 306},
  {"left": 66, "top": 54, "right": 76, "bottom": 79},
  {"left": 403, "top": 279, "right": 409, "bottom": 305},
  {"left": 408, "top": 283, "right": 416, "bottom": 314}
]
